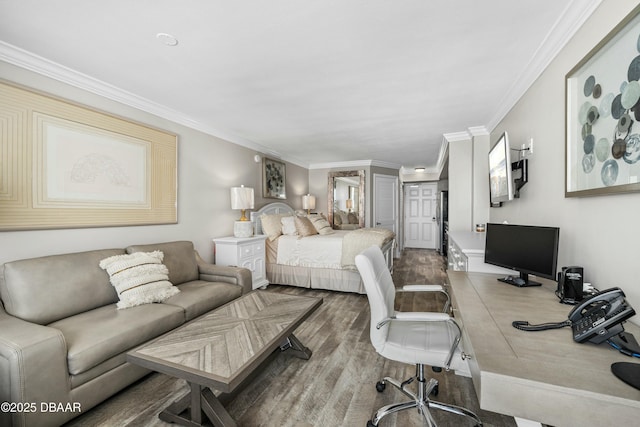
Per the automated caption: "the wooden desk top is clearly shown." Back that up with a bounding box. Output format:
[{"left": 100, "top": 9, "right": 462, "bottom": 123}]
[{"left": 447, "top": 271, "right": 640, "bottom": 426}]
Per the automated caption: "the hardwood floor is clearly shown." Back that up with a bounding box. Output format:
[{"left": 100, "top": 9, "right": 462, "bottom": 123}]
[{"left": 66, "top": 249, "right": 516, "bottom": 427}]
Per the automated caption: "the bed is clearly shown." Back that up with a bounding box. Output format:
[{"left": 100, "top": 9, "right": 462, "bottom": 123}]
[{"left": 250, "top": 202, "right": 395, "bottom": 294}]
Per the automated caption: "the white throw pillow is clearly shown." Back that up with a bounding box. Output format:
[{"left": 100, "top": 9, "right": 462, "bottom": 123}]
[
  {"left": 281, "top": 216, "right": 298, "bottom": 235},
  {"left": 99, "top": 251, "right": 179, "bottom": 309}
]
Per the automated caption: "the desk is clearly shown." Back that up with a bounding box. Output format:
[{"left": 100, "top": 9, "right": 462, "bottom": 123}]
[{"left": 447, "top": 271, "right": 640, "bottom": 426}]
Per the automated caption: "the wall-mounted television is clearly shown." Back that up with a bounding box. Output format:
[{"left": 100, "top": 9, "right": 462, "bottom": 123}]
[
  {"left": 488, "top": 132, "right": 514, "bottom": 205},
  {"left": 484, "top": 223, "right": 560, "bottom": 287}
]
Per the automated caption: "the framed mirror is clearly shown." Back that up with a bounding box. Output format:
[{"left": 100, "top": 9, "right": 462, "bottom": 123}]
[{"left": 327, "top": 170, "right": 365, "bottom": 229}]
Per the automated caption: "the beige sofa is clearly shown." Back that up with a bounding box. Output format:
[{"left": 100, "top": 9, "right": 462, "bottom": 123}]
[{"left": 0, "top": 241, "right": 251, "bottom": 427}]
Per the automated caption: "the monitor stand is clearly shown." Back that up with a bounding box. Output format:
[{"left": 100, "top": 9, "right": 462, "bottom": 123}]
[{"left": 498, "top": 273, "right": 542, "bottom": 288}]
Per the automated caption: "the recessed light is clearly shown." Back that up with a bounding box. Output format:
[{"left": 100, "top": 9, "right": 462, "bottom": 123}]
[
  {"left": 156, "top": 33, "right": 178, "bottom": 46},
  {"left": 414, "top": 167, "right": 426, "bottom": 172}
]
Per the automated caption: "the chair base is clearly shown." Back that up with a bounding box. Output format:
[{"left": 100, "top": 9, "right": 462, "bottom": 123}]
[{"left": 368, "top": 365, "right": 482, "bottom": 427}]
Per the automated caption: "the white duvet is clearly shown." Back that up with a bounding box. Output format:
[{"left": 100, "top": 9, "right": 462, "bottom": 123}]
[{"left": 276, "top": 231, "right": 351, "bottom": 269}]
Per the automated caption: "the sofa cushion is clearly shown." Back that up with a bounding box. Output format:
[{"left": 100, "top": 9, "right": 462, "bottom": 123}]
[
  {"left": 0, "top": 249, "right": 122, "bottom": 324},
  {"left": 162, "top": 280, "right": 243, "bottom": 321},
  {"left": 126, "top": 241, "right": 199, "bottom": 285},
  {"left": 99, "top": 251, "right": 180, "bottom": 309},
  {"left": 48, "top": 302, "right": 184, "bottom": 376}
]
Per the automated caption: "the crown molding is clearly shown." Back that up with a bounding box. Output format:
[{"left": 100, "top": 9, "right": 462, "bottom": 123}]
[
  {"left": 468, "top": 126, "right": 489, "bottom": 136},
  {"left": 442, "top": 131, "right": 472, "bottom": 143},
  {"left": 485, "top": 0, "right": 603, "bottom": 131},
  {"left": 0, "top": 41, "right": 314, "bottom": 169},
  {"left": 308, "top": 159, "right": 400, "bottom": 170}
]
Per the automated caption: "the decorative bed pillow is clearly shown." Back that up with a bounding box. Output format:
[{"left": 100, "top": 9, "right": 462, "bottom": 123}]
[
  {"left": 308, "top": 215, "right": 334, "bottom": 235},
  {"left": 295, "top": 216, "right": 319, "bottom": 237},
  {"left": 348, "top": 212, "right": 359, "bottom": 224},
  {"left": 99, "top": 251, "right": 179, "bottom": 309},
  {"left": 281, "top": 216, "right": 298, "bottom": 236},
  {"left": 261, "top": 213, "right": 289, "bottom": 241}
]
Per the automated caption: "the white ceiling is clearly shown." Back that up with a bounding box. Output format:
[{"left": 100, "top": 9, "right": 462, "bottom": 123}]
[{"left": 0, "top": 0, "right": 601, "bottom": 173}]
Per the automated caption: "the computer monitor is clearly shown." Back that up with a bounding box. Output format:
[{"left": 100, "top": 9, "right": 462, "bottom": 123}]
[{"left": 484, "top": 223, "right": 560, "bottom": 287}]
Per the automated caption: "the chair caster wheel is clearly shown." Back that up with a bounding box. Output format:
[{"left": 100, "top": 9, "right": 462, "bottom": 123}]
[
  {"left": 375, "top": 381, "right": 386, "bottom": 392},
  {"left": 431, "top": 384, "right": 439, "bottom": 396},
  {"left": 367, "top": 421, "right": 376, "bottom": 427}
]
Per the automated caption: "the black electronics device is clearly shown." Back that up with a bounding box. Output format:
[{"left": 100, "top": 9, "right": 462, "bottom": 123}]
[
  {"left": 569, "top": 287, "right": 636, "bottom": 344},
  {"left": 484, "top": 223, "right": 560, "bottom": 287},
  {"left": 557, "top": 266, "right": 585, "bottom": 304}
]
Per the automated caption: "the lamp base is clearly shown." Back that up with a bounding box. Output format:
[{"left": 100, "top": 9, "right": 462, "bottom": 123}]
[{"left": 233, "top": 221, "right": 253, "bottom": 238}]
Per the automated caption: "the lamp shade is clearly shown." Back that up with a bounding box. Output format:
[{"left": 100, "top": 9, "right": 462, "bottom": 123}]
[
  {"left": 302, "top": 194, "right": 316, "bottom": 210},
  {"left": 346, "top": 199, "right": 353, "bottom": 210},
  {"left": 230, "top": 186, "right": 254, "bottom": 210}
]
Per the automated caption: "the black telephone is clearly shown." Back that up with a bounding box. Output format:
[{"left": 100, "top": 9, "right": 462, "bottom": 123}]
[{"left": 569, "top": 287, "right": 636, "bottom": 344}]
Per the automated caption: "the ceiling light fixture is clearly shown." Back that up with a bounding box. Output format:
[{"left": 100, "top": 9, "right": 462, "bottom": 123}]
[
  {"left": 414, "top": 167, "right": 426, "bottom": 172},
  {"left": 156, "top": 33, "right": 179, "bottom": 46}
]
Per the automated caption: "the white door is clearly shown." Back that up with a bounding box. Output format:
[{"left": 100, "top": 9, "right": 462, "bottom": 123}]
[
  {"left": 373, "top": 174, "right": 398, "bottom": 238},
  {"left": 404, "top": 183, "right": 437, "bottom": 249}
]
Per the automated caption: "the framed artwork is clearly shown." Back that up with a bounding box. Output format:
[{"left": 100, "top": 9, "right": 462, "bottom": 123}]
[
  {"left": 0, "top": 82, "right": 177, "bottom": 230},
  {"left": 262, "top": 157, "right": 286, "bottom": 199},
  {"left": 565, "top": 4, "right": 640, "bottom": 197}
]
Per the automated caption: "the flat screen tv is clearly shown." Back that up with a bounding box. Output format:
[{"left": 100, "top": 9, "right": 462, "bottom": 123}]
[
  {"left": 488, "top": 132, "right": 514, "bottom": 205},
  {"left": 484, "top": 223, "right": 560, "bottom": 287}
]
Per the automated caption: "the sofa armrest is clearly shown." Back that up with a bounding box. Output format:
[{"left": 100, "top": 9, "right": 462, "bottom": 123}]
[
  {"left": 0, "top": 310, "right": 70, "bottom": 426},
  {"left": 195, "top": 252, "right": 252, "bottom": 294}
]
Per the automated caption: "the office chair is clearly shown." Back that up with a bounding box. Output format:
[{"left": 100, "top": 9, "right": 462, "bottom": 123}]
[{"left": 355, "top": 246, "right": 482, "bottom": 427}]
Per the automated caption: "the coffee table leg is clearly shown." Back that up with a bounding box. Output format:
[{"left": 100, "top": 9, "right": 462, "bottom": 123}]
[
  {"left": 279, "top": 333, "right": 312, "bottom": 360},
  {"left": 202, "top": 387, "right": 237, "bottom": 427},
  {"left": 159, "top": 382, "right": 237, "bottom": 427}
]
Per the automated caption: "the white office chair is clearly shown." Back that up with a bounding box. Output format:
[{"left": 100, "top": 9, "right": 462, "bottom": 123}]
[{"left": 355, "top": 246, "right": 482, "bottom": 427}]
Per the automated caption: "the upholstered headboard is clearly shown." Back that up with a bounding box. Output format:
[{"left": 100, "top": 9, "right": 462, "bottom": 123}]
[{"left": 250, "top": 202, "right": 295, "bottom": 235}]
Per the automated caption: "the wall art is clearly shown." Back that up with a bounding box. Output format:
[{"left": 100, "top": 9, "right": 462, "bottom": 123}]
[
  {"left": 566, "top": 5, "right": 640, "bottom": 196},
  {"left": 0, "top": 82, "right": 177, "bottom": 230}
]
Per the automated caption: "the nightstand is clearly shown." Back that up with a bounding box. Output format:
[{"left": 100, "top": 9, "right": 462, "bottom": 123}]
[{"left": 213, "top": 235, "right": 269, "bottom": 290}]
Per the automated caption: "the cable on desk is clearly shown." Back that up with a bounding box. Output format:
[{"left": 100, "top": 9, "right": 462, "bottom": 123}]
[
  {"left": 512, "top": 320, "right": 572, "bottom": 331},
  {"left": 607, "top": 332, "right": 640, "bottom": 358}
]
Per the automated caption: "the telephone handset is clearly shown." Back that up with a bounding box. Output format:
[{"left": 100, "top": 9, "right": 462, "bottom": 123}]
[{"left": 569, "top": 287, "right": 635, "bottom": 344}]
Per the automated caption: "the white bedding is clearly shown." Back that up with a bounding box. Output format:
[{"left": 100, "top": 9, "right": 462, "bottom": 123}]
[{"left": 276, "top": 231, "right": 351, "bottom": 269}]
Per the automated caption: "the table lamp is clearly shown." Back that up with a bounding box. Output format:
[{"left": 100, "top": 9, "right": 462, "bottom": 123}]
[
  {"left": 230, "top": 185, "right": 254, "bottom": 237},
  {"left": 302, "top": 194, "right": 316, "bottom": 215},
  {"left": 346, "top": 199, "right": 353, "bottom": 212}
]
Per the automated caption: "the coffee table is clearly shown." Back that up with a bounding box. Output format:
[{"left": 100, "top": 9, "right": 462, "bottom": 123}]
[{"left": 127, "top": 290, "right": 322, "bottom": 427}]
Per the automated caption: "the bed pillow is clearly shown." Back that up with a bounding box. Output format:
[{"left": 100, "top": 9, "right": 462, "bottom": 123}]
[
  {"left": 99, "top": 251, "right": 180, "bottom": 309},
  {"left": 281, "top": 216, "right": 298, "bottom": 236},
  {"left": 295, "top": 216, "right": 319, "bottom": 237},
  {"left": 308, "top": 215, "right": 334, "bottom": 235},
  {"left": 261, "top": 213, "right": 289, "bottom": 241},
  {"left": 348, "top": 212, "right": 359, "bottom": 224}
]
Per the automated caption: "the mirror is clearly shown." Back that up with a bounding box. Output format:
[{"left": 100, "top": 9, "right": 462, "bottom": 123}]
[{"left": 327, "top": 170, "right": 365, "bottom": 229}]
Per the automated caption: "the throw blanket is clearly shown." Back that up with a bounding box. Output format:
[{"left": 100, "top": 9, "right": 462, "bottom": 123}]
[{"left": 341, "top": 227, "right": 395, "bottom": 268}]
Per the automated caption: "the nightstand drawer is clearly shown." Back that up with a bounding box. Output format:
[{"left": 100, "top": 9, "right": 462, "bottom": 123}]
[{"left": 238, "top": 242, "right": 264, "bottom": 260}]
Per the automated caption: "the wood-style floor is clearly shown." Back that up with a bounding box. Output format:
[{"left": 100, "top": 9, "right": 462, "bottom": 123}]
[{"left": 65, "top": 249, "right": 517, "bottom": 427}]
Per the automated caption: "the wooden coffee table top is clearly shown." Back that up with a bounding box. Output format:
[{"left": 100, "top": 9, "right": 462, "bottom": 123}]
[{"left": 127, "top": 290, "right": 322, "bottom": 393}]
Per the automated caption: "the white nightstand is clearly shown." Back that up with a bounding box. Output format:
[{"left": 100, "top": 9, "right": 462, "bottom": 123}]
[{"left": 213, "top": 235, "right": 269, "bottom": 290}]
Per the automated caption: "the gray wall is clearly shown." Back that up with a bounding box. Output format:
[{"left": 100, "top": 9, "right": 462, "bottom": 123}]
[
  {"left": 0, "top": 62, "right": 309, "bottom": 264},
  {"left": 490, "top": 0, "right": 640, "bottom": 320}
]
